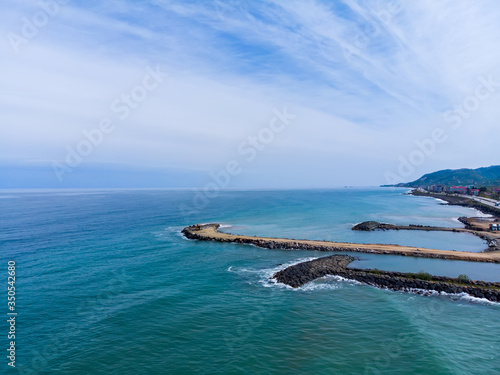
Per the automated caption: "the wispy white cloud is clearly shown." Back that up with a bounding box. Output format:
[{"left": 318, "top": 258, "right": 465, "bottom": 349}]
[{"left": 1, "top": 0, "right": 500, "bottom": 187}]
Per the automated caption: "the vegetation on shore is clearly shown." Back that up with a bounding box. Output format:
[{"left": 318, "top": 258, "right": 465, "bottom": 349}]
[{"left": 391, "top": 165, "right": 500, "bottom": 189}]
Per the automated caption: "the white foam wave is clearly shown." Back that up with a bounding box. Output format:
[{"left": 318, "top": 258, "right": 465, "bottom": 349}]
[
  {"left": 154, "top": 226, "right": 187, "bottom": 241},
  {"left": 227, "top": 257, "right": 319, "bottom": 289},
  {"left": 298, "top": 276, "right": 341, "bottom": 291},
  {"left": 472, "top": 211, "right": 494, "bottom": 218},
  {"left": 228, "top": 257, "right": 362, "bottom": 291},
  {"left": 433, "top": 198, "right": 449, "bottom": 204},
  {"left": 387, "top": 287, "right": 500, "bottom": 306},
  {"left": 320, "top": 277, "right": 499, "bottom": 305},
  {"left": 308, "top": 277, "right": 500, "bottom": 305},
  {"left": 226, "top": 266, "right": 262, "bottom": 274},
  {"left": 272, "top": 266, "right": 498, "bottom": 304},
  {"left": 328, "top": 275, "right": 363, "bottom": 285},
  {"left": 297, "top": 274, "right": 364, "bottom": 291},
  {"left": 451, "top": 292, "right": 500, "bottom": 306},
  {"left": 228, "top": 258, "right": 499, "bottom": 304}
]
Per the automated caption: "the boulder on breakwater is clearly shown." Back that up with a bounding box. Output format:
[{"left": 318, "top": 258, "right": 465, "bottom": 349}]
[
  {"left": 352, "top": 221, "right": 387, "bottom": 231},
  {"left": 352, "top": 221, "right": 451, "bottom": 232}
]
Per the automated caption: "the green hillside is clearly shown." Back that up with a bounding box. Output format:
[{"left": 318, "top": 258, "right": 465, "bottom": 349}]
[{"left": 398, "top": 165, "right": 500, "bottom": 187}]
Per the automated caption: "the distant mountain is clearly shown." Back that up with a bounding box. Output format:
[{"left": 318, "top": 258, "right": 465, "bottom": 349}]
[{"left": 395, "top": 165, "right": 500, "bottom": 187}]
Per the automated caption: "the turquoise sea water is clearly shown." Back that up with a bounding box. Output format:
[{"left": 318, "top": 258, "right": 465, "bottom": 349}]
[{"left": 1, "top": 188, "right": 499, "bottom": 374}]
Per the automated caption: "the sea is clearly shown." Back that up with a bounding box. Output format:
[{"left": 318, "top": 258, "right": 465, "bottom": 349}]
[{"left": 1, "top": 187, "right": 499, "bottom": 375}]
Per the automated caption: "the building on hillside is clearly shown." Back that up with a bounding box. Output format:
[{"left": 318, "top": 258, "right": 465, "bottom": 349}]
[
  {"left": 427, "top": 185, "right": 444, "bottom": 193},
  {"left": 470, "top": 189, "right": 480, "bottom": 196},
  {"left": 449, "top": 186, "right": 468, "bottom": 194}
]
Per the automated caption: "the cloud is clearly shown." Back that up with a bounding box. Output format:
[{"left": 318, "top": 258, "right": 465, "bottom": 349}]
[{"left": 1, "top": 0, "right": 500, "bottom": 187}]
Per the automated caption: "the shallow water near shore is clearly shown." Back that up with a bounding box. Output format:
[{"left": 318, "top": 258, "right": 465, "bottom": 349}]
[{"left": 1, "top": 187, "right": 499, "bottom": 374}]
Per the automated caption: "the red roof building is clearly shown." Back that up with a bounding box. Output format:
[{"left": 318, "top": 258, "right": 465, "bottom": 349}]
[{"left": 450, "top": 186, "right": 468, "bottom": 194}]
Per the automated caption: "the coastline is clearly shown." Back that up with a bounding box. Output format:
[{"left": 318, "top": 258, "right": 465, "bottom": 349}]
[
  {"left": 409, "top": 189, "right": 500, "bottom": 217},
  {"left": 182, "top": 191, "right": 500, "bottom": 301},
  {"left": 182, "top": 224, "right": 500, "bottom": 263}
]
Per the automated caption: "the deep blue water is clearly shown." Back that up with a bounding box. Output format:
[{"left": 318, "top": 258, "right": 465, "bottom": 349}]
[{"left": 1, "top": 188, "right": 499, "bottom": 374}]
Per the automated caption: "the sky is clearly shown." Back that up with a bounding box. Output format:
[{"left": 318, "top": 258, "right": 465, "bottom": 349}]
[{"left": 1, "top": 0, "right": 500, "bottom": 188}]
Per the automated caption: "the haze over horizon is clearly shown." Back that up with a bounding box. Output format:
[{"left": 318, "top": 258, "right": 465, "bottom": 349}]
[{"left": 2, "top": 0, "right": 500, "bottom": 189}]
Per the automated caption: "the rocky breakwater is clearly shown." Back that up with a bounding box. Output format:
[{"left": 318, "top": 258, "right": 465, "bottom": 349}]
[
  {"left": 182, "top": 224, "right": 500, "bottom": 263},
  {"left": 352, "top": 220, "right": 500, "bottom": 252},
  {"left": 272, "top": 255, "right": 356, "bottom": 288},
  {"left": 182, "top": 224, "right": 366, "bottom": 252},
  {"left": 182, "top": 223, "right": 221, "bottom": 240},
  {"left": 352, "top": 221, "right": 463, "bottom": 232},
  {"left": 272, "top": 255, "right": 500, "bottom": 302}
]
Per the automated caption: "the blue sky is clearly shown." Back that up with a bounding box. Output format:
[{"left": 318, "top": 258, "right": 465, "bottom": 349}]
[{"left": 1, "top": 0, "right": 500, "bottom": 188}]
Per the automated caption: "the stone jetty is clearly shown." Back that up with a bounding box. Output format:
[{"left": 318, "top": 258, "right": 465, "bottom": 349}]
[
  {"left": 182, "top": 224, "right": 500, "bottom": 263},
  {"left": 272, "top": 254, "right": 500, "bottom": 302}
]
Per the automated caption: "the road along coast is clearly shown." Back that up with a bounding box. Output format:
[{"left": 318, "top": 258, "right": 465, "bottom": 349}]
[
  {"left": 182, "top": 224, "right": 500, "bottom": 263},
  {"left": 410, "top": 190, "right": 500, "bottom": 217}
]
